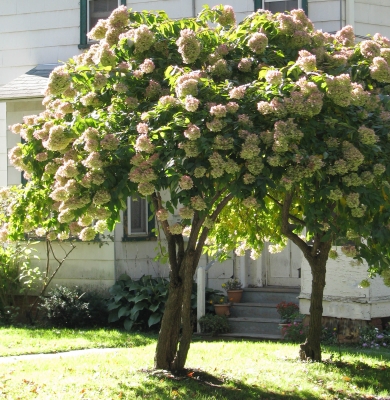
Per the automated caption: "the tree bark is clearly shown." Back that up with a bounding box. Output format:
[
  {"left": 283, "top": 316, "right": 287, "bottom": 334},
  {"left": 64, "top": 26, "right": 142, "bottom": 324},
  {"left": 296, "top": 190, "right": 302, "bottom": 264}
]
[
  {"left": 300, "top": 240, "right": 332, "bottom": 362},
  {"left": 154, "top": 276, "right": 184, "bottom": 369},
  {"left": 154, "top": 254, "right": 196, "bottom": 370}
]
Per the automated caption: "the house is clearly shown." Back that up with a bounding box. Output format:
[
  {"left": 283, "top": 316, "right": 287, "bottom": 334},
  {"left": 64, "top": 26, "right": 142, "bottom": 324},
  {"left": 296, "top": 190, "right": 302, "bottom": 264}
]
[{"left": 0, "top": 0, "right": 389, "bottom": 331}]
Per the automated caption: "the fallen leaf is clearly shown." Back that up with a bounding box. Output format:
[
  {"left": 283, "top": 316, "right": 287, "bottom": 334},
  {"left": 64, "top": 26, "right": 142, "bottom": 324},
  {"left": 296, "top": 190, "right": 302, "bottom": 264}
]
[{"left": 342, "top": 376, "right": 351, "bottom": 381}]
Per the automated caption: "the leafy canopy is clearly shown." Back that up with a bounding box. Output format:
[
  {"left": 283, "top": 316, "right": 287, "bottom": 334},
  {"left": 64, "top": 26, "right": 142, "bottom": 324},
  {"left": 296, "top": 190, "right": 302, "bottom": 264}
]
[{"left": 2, "top": 5, "right": 390, "bottom": 283}]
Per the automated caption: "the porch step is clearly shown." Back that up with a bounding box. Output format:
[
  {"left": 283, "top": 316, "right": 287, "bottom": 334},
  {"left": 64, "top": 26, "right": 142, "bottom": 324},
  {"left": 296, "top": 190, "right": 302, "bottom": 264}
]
[
  {"left": 230, "top": 302, "right": 279, "bottom": 319},
  {"left": 220, "top": 287, "right": 300, "bottom": 340},
  {"left": 228, "top": 317, "right": 281, "bottom": 336},
  {"left": 242, "top": 287, "right": 300, "bottom": 304},
  {"left": 218, "top": 332, "right": 282, "bottom": 340}
]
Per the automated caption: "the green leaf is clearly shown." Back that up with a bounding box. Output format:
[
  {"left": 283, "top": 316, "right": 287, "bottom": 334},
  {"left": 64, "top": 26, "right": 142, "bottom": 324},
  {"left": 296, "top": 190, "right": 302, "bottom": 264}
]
[
  {"left": 148, "top": 312, "right": 162, "bottom": 327},
  {"left": 124, "top": 319, "right": 134, "bottom": 331}
]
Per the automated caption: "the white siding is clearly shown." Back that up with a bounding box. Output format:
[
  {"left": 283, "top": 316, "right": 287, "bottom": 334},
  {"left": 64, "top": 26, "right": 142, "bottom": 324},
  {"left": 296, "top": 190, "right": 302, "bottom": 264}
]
[
  {"left": 0, "top": 0, "right": 81, "bottom": 86},
  {"left": 30, "top": 240, "right": 116, "bottom": 292},
  {"left": 355, "top": 0, "right": 390, "bottom": 38},
  {"left": 308, "top": 0, "right": 344, "bottom": 32},
  {"left": 300, "top": 250, "right": 390, "bottom": 320},
  {"left": 6, "top": 100, "right": 44, "bottom": 185},
  {"left": 0, "top": 103, "right": 7, "bottom": 187}
]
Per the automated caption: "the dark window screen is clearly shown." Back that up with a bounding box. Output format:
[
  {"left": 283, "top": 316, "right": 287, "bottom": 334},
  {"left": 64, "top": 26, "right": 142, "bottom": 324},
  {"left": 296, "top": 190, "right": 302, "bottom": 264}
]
[
  {"left": 264, "top": 1, "right": 298, "bottom": 13},
  {"left": 89, "top": 0, "right": 118, "bottom": 31},
  {"left": 130, "top": 196, "right": 147, "bottom": 234}
]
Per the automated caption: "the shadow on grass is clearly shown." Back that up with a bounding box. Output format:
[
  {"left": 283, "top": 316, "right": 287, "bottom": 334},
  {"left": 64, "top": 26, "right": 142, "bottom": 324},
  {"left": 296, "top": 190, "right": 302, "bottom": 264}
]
[{"left": 117, "top": 369, "right": 318, "bottom": 400}]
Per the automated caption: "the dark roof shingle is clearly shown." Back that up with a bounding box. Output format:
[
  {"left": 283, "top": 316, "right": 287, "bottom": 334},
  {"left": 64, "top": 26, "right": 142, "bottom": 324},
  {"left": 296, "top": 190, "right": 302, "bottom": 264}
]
[{"left": 0, "top": 64, "right": 60, "bottom": 100}]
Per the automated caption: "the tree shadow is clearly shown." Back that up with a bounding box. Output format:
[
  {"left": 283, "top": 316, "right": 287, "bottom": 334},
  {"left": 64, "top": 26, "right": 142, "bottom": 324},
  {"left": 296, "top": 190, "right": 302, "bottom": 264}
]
[{"left": 117, "top": 368, "right": 319, "bottom": 399}]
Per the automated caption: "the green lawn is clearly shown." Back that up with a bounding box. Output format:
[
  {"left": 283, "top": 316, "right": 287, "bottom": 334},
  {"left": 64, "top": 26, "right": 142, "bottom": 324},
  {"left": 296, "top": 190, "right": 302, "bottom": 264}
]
[
  {"left": 0, "top": 327, "right": 389, "bottom": 399},
  {"left": 0, "top": 326, "right": 156, "bottom": 356}
]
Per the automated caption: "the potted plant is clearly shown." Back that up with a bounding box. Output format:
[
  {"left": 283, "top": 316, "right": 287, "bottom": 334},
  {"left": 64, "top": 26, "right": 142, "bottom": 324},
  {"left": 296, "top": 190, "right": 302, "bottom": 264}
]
[
  {"left": 210, "top": 295, "right": 230, "bottom": 316},
  {"left": 276, "top": 301, "right": 299, "bottom": 323},
  {"left": 222, "top": 278, "right": 243, "bottom": 303}
]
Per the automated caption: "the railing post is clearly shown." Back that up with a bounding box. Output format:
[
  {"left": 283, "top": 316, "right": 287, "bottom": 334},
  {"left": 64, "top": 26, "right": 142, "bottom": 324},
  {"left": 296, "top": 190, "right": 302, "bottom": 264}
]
[{"left": 197, "top": 266, "right": 206, "bottom": 333}]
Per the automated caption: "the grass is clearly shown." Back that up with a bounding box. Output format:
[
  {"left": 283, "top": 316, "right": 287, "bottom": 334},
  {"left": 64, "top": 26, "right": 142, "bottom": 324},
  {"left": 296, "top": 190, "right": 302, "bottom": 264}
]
[
  {"left": 0, "top": 328, "right": 390, "bottom": 399},
  {"left": 0, "top": 326, "right": 156, "bottom": 356}
]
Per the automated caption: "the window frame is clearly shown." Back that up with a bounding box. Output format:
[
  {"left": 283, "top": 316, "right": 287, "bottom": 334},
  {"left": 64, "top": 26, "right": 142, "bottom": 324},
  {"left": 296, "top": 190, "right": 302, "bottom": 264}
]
[
  {"left": 122, "top": 196, "right": 156, "bottom": 242},
  {"left": 79, "top": 0, "right": 127, "bottom": 49},
  {"left": 254, "top": 0, "right": 308, "bottom": 15}
]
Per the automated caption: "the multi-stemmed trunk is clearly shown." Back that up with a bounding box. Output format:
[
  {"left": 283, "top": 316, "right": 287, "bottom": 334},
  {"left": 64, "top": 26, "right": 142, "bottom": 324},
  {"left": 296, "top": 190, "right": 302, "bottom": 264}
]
[
  {"left": 154, "top": 254, "right": 195, "bottom": 370},
  {"left": 152, "top": 191, "right": 233, "bottom": 371}
]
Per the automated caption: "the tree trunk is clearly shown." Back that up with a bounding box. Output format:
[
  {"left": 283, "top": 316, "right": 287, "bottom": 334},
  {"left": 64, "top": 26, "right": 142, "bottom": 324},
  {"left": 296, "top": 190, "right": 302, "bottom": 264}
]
[
  {"left": 300, "top": 241, "right": 331, "bottom": 362},
  {"left": 154, "top": 255, "right": 195, "bottom": 371}
]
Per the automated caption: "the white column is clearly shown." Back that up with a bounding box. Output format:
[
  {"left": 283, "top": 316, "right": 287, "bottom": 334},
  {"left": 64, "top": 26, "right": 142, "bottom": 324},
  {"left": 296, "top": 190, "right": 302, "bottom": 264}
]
[
  {"left": 197, "top": 266, "right": 206, "bottom": 333},
  {"left": 239, "top": 254, "right": 247, "bottom": 288},
  {"left": 346, "top": 0, "right": 354, "bottom": 27}
]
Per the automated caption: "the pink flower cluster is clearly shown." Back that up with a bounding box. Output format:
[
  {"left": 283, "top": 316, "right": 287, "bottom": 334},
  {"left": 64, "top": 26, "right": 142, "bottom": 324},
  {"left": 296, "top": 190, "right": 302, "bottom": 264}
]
[
  {"left": 134, "top": 25, "right": 155, "bottom": 53},
  {"left": 176, "top": 29, "right": 201, "bottom": 64},
  {"left": 296, "top": 50, "right": 316, "bottom": 72},
  {"left": 326, "top": 74, "right": 353, "bottom": 107},
  {"left": 370, "top": 57, "right": 390, "bottom": 83},
  {"left": 248, "top": 32, "right": 268, "bottom": 54},
  {"left": 179, "top": 175, "right": 193, "bottom": 190},
  {"left": 185, "top": 96, "right": 200, "bottom": 112},
  {"left": 215, "top": 5, "right": 236, "bottom": 26},
  {"left": 184, "top": 124, "right": 201, "bottom": 140},
  {"left": 191, "top": 195, "right": 207, "bottom": 211},
  {"left": 156, "top": 208, "right": 169, "bottom": 221},
  {"left": 210, "top": 104, "right": 227, "bottom": 118},
  {"left": 335, "top": 25, "right": 355, "bottom": 47}
]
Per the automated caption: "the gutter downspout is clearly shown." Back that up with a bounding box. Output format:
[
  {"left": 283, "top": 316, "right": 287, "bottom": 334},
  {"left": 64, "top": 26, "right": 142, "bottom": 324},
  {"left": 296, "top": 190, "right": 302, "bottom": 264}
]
[
  {"left": 192, "top": 0, "right": 196, "bottom": 17},
  {"left": 345, "top": 0, "right": 355, "bottom": 27}
]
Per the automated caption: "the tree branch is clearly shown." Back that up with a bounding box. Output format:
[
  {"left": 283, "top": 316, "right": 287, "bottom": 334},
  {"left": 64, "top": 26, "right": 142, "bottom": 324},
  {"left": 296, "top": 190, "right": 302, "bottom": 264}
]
[
  {"left": 193, "top": 192, "right": 234, "bottom": 273},
  {"left": 267, "top": 193, "right": 306, "bottom": 226},
  {"left": 151, "top": 192, "right": 180, "bottom": 283},
  {"left": 280, "top": 192, "right": 313, "bottom": 263}
]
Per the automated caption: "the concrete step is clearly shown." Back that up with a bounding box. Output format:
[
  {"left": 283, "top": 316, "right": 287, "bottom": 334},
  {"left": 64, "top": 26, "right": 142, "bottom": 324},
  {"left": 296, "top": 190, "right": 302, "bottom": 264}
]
[
  {"left": 230, "top": 302, "right": 279, "bottom": 319},
  {"left": 242, "top": 287, "right": 300, "bottom": 304},
  {"left": 218, "top": 332, "right": 282, "bottom": 340},
  {"left": 228, "top": 317, "right": 282, "bottom": 336}
]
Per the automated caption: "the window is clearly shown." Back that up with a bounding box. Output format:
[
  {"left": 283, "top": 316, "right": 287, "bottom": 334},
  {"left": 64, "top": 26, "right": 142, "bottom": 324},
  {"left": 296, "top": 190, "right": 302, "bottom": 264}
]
[
  {"left": 123, "top": 196, "right": 156, "bottom": 241},
  {"left": 79, "top": 0, "right": 127, "bottom": 49},
  {"left": 254, "top": 0, "right": 308, "bottom": 15}
]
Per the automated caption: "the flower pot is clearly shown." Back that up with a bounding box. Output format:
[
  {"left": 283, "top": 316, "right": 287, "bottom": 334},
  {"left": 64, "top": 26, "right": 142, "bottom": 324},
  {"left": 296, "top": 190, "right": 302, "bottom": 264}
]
[
  {"left": 227, "top": 289, "right": 243, "bottom": 303},
  {"left": 214, "top": 303, "right": 231, "bottom": 316}
]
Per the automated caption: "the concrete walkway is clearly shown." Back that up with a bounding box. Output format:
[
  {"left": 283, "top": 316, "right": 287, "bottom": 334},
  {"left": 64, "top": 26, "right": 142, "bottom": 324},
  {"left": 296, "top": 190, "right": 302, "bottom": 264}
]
[{"left": 0, "top": 348, "right": 122, "bottom": 363}]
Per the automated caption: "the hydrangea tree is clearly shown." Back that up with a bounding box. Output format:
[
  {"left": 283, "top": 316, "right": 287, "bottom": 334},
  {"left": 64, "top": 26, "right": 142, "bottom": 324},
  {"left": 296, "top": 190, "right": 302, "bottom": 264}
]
[{"left": 4, "top": 5, "right": 390, "bottom": 368}]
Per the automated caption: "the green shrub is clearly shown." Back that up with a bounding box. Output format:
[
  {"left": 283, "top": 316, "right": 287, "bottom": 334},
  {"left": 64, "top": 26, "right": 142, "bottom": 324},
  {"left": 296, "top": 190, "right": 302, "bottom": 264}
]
[
  {"left": 107, "top": 274, "right": 225, "bottom": 331},
  {"left": 107, "top": 274, "right": 169, "bottom": 331},
  {"left": 280, "top": 315, "right": 308, "bottom": 343},
  {"left": 359, "top": 326, "right": 390, "bottom": 350},
  {"left": 0, "top": 243, "right": 36, "bottom": 325},
  {"left": 198, "top": 314, "right": 230, "bottom": 336},
  {"left": 39, "top": 286, "right": 108, "bottom": 328}
]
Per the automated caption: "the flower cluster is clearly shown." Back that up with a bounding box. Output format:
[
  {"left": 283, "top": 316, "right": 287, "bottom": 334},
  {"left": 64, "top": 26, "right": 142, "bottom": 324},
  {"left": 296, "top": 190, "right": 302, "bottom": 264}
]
[
  {"left": 215, "top": 5, "right": 236, "bottom": 26},
  {"left": 296, "top": 50, "right": 316, "bottom": 72},
  {"left": 248, "top": 32, "right": 268, "bottom": 54},
  {"left": 176, "top": 29, "right": 201, "bottom": 64},
  {"left": 326, "top": 74, "right": 352, "bottom": 107}
]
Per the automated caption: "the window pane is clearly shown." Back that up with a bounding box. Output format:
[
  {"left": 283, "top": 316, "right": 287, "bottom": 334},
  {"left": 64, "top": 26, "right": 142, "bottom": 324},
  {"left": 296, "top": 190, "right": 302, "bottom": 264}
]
[
  {"left": 89, "top": 0, "right": 118, "bottom": 32},
  {"left": 264, "top": 1, "right": 298, "bottom": 13},
  {"left": 130, "top": 196, "right": 147, "bottom": 234}
]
